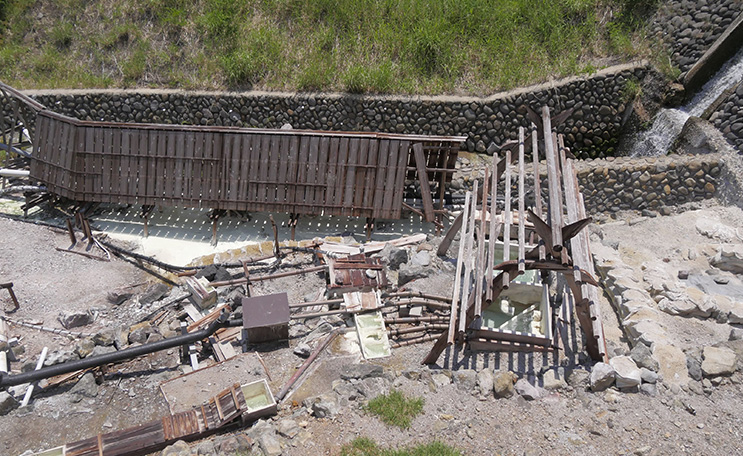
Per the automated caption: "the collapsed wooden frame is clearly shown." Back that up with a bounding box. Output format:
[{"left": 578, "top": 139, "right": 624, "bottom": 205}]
[{"left": 425, "top": 106, "right": 607, "bottom": 365}]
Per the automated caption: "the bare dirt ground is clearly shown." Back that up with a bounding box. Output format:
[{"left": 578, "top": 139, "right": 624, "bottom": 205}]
[{"left": 1, "top": 199, "right": 743, "bottom": 456}]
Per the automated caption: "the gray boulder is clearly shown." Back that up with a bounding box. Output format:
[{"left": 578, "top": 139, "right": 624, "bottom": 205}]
[
  {"left": 452, "top": 369, "right": 477, "bottom": 392},
  {"left": 492, "top": 370, "right": 516, "bottom": 398},
  {"left": 514, "top": 378, "right": 543, "bottom": 400},
  {"left": 701, "top": 346, "right": 737, "bottom": 377},
  {"left": 476, "top": 369, "right": 494, "bottom": 397},
  {"left": 0, "top": 391, "right": 18, "bottom": 415},
  {"left": 58, "top": 310, "right": 93, "bottom": 329},
  {"left": 630, "top": 342, "right": 659, "bottom": 372},
  {"left": 411, "top": 251, "right": 431, "bottom": 267},
  {"left": 340, "top": 363, "right": 383, "bottom": 380},
  {"left": 397, "top": 264, "right": 430, "bottom": 286},
  {"left": 378, "top": 244, "right": 408, "bottom": 270},
  {"left": 69, "top": 373, "right": 99, "bottom": 403},
  {"left": 711, "top": 245, "right": 743, "bottom": 274},
  {"left": 590, "top": 362, "right": 615, "bottom": 391},
  {"left": 610, "top": 356, "right": 642, "bottom": 389}
]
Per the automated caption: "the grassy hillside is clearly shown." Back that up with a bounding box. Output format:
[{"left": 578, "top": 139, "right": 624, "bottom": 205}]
[{"left": 0, "top": 0, "right": 661, "bottom": 94}]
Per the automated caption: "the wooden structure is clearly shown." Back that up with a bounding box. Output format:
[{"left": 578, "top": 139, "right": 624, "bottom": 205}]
[
  {"left": 42, "top": 383, "right": 246, "bottom": 456},
  {"left": 1, "top": 82, "right": 465, "bottom": 225},
  {"left": 425, "top": 106, "right": 607, "bottom": 364}
]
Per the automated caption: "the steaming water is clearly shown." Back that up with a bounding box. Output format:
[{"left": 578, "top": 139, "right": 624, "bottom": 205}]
[{"left": 628, "top": 46, "right": 743, "bottom": 157}]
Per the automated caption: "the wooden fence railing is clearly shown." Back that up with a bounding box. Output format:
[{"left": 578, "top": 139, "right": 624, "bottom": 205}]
[{"left": 27, "top": 109, "right": 463, "bottom": 220}]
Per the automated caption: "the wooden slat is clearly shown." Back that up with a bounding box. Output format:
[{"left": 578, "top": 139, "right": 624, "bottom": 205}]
[
  {"left": 486, "top": 153, "right": 499, "bottom": 303},
  {"left": 324, "top": 136, "right": 341, "bottom": 213},
  {"left": 447, "top": 191, "right": 470, "bottom": 345},
  {"left": 542, "top": 106, "right": 563, "bottom": 253},
  {"left": 413, "top": 143, "right": 435, "bottom": 222},
  {"left": 360, "top": 139, "right": 378, "bottom": 217},
  {"left": 306, "top": 136, "right": 320, "bottom": 212},
  {"left": 458, "top": 179, "right": 478, "bottom": 335},
  {"left": 531, "top": 122, "right": 546, "bottom": 261},
  {"left": 343, "top": 138, "right": 359, "bottom": 213},
  {"left": 474, "top": 166, "right": 488, "bottom": 318},
  {"left": 502, "top": 148, "right": 512, "bottom": 290},
  {"left": 391, "top": 140, "right": 410, "bottom": 218},
  {"left": 371, "top": 139, "right": 390, "bottom": 219},
  {"left": 381, "top": 139, "right": 401, "bottom": 219},
  {"left": 517, "top": 127, "right": 526, "bottom": 276},
  {"left": 286, "top": 135, "right": 301, "bottom": 208}
]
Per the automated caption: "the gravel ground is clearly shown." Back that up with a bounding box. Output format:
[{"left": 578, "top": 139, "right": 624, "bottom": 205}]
[{"left": 2, "top": 201, "right": 743, "bottom": 456}]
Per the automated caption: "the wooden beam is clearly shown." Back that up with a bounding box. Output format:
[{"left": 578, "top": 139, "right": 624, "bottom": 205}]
[
  {"left": 447, "top": 190, "right": 471, "bottom": 345},
  {"left": 542, "top": 106, "right": 563, "bottom": 254},
  {"left": 458, "top": 180, "right": 478, "bottom": 336},
  {"left": 486, "top": 153, "right": 499, "bottom": 303},
  {"left": 474, "top": 167, "right": 489, "bottom": 318},
  {"left": 531, "top": 122, "right": 546, "bottom": 261},
  {"left": 413, "top": 143, "right": 435, "bottom": 222},
  {"left": 517, "top": 127, "right": 526, "bottom": 276},
  {"left": 502, "top": 148, "right": 512, "bottom": 290}
]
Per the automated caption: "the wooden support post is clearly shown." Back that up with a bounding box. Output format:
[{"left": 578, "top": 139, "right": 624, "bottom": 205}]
[
  {"left": 437, "top": 211, "right": 463, "bottom": 256},
  {"left": 502, "top": 149, "right": 512, "bottom": 290},
  {"left": 365, "top": 218, "right": 375, "bottom": 241},
  {"left": 458, "top": 180, "right": 478, "bottom": 337},
  {"left": 412, "top": 143, "right": 435, "bottom": 222},
  {"left": 242, "top": 261, "right": 253, "bottom": 298},
  {"left": 447, "top": 190, "right": 471, "bottom": 345},
  {"left": 290, "top": 214, "right": 299, "bottom": 241},
  {"left": 140, "top": 205, "right": 154, "bottom": 238},
  {"left": 211, "top": 218, "right": 219, "bottom": 247},
  {"left": 66, "top": 218, "right": 76, "bottom": 246},
  {"left": 517, "top": 127, "right": 526, "bottom": 276},
  {"left": 474, "top": 168, "right": 489, "bottom": 319},
  {"left": 542, "top": 106, "right": 563, "bottom": 254},
  {"left": 1, "top": 282, "right": 20, "bottom": 311},
  {"left": 531, "top": 122, "right": 546, "bottom": 261},
  {"left": 486, "top": 153, "right": 499, "bottom": 304},
  {"left": 270, "top": 215, "right": 280, "bottom": 259}
]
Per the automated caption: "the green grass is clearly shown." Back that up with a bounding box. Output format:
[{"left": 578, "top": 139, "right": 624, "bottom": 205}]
[
  {"left": 0, "top": 0, "right": 659, "bottom": 94},
  {"left": 365, "top": 389, "right": 424, "bottom": 429},
  {"left": 340, "top": 437, "right": 461, "bottom": 456}
]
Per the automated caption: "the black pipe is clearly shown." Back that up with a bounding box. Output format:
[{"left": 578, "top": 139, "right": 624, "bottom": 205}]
[{"left": 0, "top": 315, "right": 243, "bottom": 388}]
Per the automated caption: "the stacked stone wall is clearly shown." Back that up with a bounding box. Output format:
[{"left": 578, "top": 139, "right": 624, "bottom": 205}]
[
  {"left": 650, "top": 0, "right": 742, "bottom": 74},
  {"left": 574, "top": 154, "right": 722, "bottom": 214},
  {"left": 711, "top": 81, "right": 743, "bottom": 151},
  {"left": 7, "top": 63, "right": 646, "bottom": 159}
]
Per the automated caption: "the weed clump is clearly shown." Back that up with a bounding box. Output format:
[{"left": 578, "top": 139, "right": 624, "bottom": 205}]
[{"left": 364, "top": 389, "right": 424, "bottom": 429}]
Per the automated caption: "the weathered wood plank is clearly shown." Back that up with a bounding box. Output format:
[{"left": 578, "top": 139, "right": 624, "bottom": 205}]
[{"left": 413, "top": 143, "right": 435, "bottom": 222}]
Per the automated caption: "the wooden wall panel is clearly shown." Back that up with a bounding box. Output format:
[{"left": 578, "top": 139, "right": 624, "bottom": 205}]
[{"left": 28, "top": 112, "right": 463, "bottom": 220}]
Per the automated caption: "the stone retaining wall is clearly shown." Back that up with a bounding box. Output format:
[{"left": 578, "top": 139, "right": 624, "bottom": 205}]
[
  {"left": 11, "top": 63, "right": 647, "bottom": 159},
  {"left": 651, "top": 0, "right": 742, "bottom": 74},
  {"left": 711, "top": 81, "right": 743, "bottom": 151},
  {"left": 574, "top": 154, "right": 723, "bottom": 213}
]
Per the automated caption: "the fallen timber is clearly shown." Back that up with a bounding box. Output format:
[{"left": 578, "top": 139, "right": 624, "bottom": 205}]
[{"left": 425, "top": 106, "right": 607, "bottom": 365}]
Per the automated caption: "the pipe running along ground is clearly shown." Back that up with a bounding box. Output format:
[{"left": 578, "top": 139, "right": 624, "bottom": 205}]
[{"left": 0, "top": 315, "right": 242, "bottom": 388}]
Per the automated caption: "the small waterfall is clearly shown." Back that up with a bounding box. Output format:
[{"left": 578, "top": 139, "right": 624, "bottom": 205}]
[{"left": 627, "top": 46, "right": 743, "bottom": 157}]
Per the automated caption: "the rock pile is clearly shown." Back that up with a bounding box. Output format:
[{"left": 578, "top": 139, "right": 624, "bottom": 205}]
[{"left": 592, "top": 215, "right": 743, "bottom": 397}]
